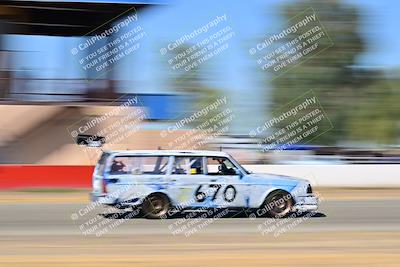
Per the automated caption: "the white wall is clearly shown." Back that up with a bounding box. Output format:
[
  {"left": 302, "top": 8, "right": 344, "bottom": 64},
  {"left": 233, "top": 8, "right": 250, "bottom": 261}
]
[{"left": 243, "top": 165, "right": 400, "bottom": 187}]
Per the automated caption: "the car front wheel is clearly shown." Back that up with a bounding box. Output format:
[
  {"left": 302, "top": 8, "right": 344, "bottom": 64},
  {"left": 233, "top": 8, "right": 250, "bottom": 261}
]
[{"left": 263, "top": 190, "right": 293, "bottom": 218}]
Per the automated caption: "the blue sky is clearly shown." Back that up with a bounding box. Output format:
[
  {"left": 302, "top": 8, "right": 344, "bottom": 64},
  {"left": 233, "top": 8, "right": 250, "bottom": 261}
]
[
  {"left": 4, "top": 0, "right": 400, "bottom": 131},
  {"left": 7, "top": 0, "right": 400, "bottom": 76}
]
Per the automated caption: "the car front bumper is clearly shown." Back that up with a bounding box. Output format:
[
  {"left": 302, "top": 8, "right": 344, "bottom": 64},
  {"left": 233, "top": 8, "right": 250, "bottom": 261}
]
[{"left": 292, "top": 194, "right": 318, "bottom": 212}]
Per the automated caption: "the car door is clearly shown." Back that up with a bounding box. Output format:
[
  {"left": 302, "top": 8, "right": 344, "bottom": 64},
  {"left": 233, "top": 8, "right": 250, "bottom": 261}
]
[
  {"left": 204, "top": 156, "right": 249, "bottom": 208},
  {"left": 167, "top": 156, "right": 224, "bottom": 209}
]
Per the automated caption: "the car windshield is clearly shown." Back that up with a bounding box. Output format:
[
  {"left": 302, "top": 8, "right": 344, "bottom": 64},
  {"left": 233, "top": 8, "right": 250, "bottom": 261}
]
[{"left": 228, "top": 156, "right": 251, "bottom": 175}]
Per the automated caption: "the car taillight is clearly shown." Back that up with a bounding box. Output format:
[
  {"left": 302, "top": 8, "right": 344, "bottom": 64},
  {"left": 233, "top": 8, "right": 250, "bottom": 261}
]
[
  {"left": 102, "top": 179, "right": 107, "bottom": 194},
  {"left": 307, "top": 184, "right": 313, "bottom": 194}
]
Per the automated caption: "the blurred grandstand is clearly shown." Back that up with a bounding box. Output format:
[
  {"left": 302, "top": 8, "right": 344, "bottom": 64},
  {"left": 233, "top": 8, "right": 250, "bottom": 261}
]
[{"left": 0, "top": 0, "right": 400, "bottom": 165}]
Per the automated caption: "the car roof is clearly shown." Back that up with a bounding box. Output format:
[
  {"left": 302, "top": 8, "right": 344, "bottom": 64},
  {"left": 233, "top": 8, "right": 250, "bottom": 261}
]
[{"left": 105, "top": 150, "right": 229, "bottom": 157}]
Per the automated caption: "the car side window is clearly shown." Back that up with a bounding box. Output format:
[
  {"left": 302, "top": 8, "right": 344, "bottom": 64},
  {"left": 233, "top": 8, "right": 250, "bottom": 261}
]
[
  {"left": 206, "top": 157, "right": 237, "bottom": 176},
  {"left": 109, "top": 156, "right": 169, "bottom": 175},
  {"left": 171, "top": 156, "right": 204, "bottom": 175}
]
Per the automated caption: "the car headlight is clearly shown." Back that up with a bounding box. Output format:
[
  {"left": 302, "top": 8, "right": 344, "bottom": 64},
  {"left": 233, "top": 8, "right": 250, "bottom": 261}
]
[{"left": 306, "top": 184, "right": 313, "bottom": 194}]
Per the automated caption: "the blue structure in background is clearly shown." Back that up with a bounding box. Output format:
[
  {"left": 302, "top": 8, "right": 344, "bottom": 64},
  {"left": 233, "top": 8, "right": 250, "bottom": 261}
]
[{"left": 122, "top": 94, "right": 190, "bottom": 120}]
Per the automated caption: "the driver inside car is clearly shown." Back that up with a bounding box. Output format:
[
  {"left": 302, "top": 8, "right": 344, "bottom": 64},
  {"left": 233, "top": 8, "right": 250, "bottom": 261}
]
[{"left": 217, "top": 158, "right": 236, "bottom": 175}]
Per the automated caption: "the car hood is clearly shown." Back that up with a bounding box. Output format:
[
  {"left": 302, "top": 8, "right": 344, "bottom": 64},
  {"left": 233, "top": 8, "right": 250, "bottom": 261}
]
[{"left": 243, "top": 173, "right": 308, "bottom": 186}]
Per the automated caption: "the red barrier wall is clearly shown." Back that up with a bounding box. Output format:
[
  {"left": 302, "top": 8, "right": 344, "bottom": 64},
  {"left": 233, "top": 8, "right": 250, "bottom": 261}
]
[{"left": 0, "top": 165, "right": 94, "bottom": 190}]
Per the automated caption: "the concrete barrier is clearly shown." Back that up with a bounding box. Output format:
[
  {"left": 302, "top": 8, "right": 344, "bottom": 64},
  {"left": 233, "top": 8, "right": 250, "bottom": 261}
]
[
  {"left": 0, "top": 165, "right": 93, "bottom": 190},
  {"left": 244, "top": 165, "right": 400, "bottom": 187},
  {"left": 0, "top": 164, "right": 398, "bottom": 190}
]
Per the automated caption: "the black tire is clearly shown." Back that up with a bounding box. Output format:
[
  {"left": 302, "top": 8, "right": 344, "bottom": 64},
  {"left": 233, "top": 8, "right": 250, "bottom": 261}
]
[
  {"left": 141, "top": 194, "right": 170, "bottom": 219},
  {"left": 262, "top": 190, "right": 293, "bottom": 218}
]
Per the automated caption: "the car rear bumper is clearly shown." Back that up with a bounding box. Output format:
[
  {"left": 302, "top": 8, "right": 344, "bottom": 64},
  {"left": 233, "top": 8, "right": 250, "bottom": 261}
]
[
  {"left": 90, "top": 192, "right": 115, "bottom": 204},
  {"left": 90, "top": 193, "right": 142, "bottom": 209}
]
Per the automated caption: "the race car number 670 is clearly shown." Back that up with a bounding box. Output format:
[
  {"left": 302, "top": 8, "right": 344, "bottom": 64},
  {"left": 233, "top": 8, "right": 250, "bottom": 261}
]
[{"left": 195, "top": 184, "right": 237, "bottom": 202}]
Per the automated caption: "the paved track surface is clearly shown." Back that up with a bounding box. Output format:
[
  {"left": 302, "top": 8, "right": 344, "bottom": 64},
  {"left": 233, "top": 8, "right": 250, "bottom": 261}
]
[{"left": 0, "top": 190, "right": 399, "bottom": 266}]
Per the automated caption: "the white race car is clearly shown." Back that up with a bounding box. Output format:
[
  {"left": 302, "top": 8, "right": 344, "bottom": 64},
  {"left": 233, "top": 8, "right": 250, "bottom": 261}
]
[{"left": 88, "top": 148, "right": 318, "bottom": 219}]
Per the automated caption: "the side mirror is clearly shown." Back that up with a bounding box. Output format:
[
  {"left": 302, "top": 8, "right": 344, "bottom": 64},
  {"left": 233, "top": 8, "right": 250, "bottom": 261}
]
[{"left": 235, "top": 168, "right": 243, "bottom": 178}]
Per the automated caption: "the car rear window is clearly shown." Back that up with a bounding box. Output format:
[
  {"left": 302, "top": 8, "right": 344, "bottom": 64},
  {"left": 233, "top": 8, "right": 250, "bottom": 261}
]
[
  {"left": 94, "top": 152, "right": 110, "bottom": 176},
  {"left": 109, "top": 156, "right": 169, "bottom": 175}
]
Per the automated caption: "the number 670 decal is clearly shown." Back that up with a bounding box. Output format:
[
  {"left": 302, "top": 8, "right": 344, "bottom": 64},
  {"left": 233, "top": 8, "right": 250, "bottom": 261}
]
[{"left": 195, "top": 184, "right": 236, "bottom": 202}]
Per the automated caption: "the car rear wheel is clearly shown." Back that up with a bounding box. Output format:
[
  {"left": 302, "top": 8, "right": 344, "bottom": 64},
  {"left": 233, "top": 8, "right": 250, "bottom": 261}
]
[
  {"left": 263, "top": 190, "right": 293, "bottom": 218},
  {"left": 142, "top": 194, "right": 170, "bottom": 219}
]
